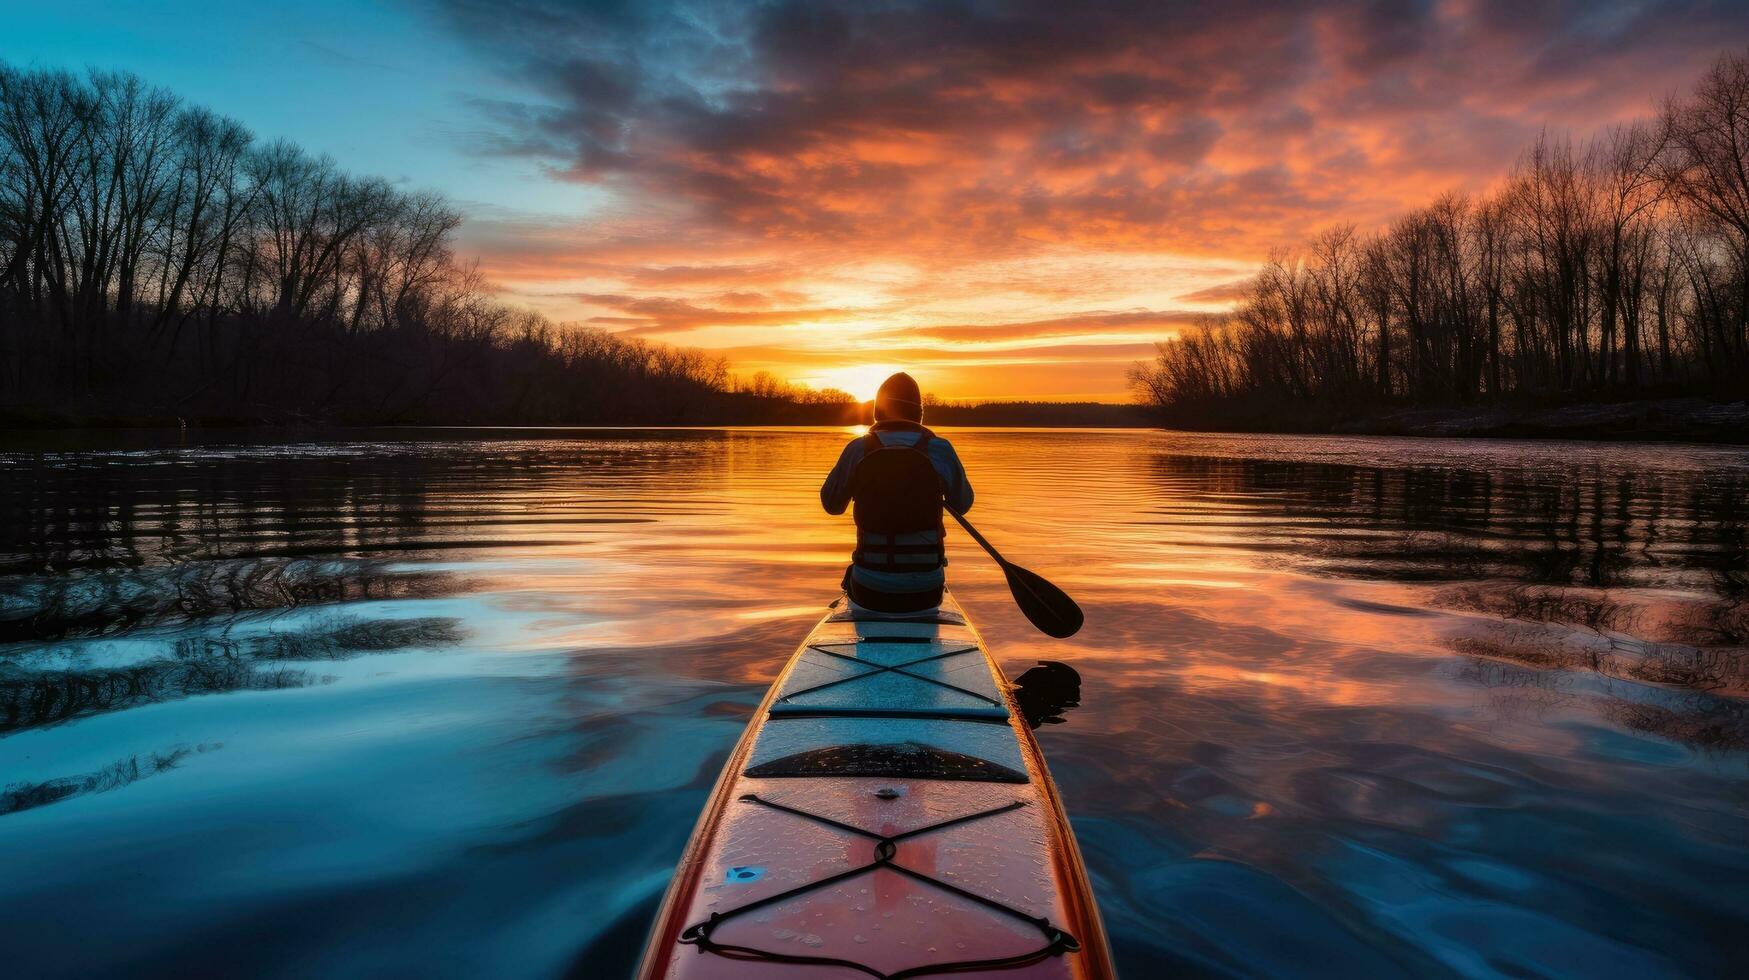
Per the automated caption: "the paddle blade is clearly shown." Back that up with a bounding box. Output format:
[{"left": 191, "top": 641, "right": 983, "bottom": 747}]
[{"left": 1002, "top": 561, "right": 1084, "bottom": 638}]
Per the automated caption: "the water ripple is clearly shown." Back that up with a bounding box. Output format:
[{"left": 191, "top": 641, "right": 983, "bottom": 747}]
[{"left": 0, "top": 427, "right": 1745, "bottom": 977}]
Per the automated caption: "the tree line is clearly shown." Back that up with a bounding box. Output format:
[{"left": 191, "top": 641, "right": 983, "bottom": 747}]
[
  {"left": 0, "top": 62, "right": 850, "bottom": 426},
  {"left": 1132, "top": 50, "right": 1749, "bottom": 427}
]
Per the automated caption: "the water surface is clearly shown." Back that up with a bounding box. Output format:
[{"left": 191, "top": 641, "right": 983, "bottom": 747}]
[{"left": 1, "top": 428, "right": 1746, "bottom": 977}]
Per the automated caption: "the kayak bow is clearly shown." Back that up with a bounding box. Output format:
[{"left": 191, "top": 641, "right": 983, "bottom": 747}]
[{"left": 637, "top": 591, "right": 1112, "bottom": 980}]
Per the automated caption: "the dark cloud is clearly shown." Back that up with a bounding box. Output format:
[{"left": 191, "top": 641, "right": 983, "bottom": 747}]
[
  {"left": 422, "top": 0, "right": 1749, "bottom": 397},
  {"left": 429, "top": 0, "right": 1749, "bottom": 252}
]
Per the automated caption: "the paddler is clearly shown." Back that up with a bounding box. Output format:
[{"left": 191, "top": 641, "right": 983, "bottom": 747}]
[{"left": 820, "top": 372, "right": 973, "bottom": 613}]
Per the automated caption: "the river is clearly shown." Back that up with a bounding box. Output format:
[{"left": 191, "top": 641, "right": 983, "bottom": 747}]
[{"left": 1, "top": 427, "right": 1746, "bottom": 978}]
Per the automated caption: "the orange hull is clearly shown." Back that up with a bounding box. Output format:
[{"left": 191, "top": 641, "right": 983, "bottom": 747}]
[{"left": 638, "top": 593, "right": 1113, "bottom": 980}]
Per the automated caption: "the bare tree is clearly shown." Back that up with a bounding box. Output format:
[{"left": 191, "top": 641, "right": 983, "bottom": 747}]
[
  {"left": 0, "top": 59, "right": 834, "bottom": 425},
  {"left": 1665, "top": 50, "right": 1749, "bottom": 383},
  {"left": 1134, "top": 48, "right": 1749, "bottom": 423}
]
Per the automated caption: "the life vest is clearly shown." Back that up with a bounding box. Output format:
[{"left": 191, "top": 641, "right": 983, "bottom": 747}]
[{"left": 849, "top": 427, "right": 946, "bottom": 575}]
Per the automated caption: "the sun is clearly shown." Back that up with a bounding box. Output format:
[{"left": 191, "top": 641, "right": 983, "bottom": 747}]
[{"left": 806, "top": 364, "right": 910, "bottom": 403}]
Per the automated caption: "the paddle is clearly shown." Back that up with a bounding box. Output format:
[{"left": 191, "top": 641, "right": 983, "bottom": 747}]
[{"left": 947, "top": 507, "right": 1084, "bottom": 638}]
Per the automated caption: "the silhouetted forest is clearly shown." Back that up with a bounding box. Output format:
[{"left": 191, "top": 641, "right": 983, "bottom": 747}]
[
  {"left": 0, "top": 62, "right": 866, "bottom": 426},
  {"left": 1133, "top": 50, "right": 1749, "bottom": 433},
  {"left": 922, "top": 397, "right": 1149, "bottom": 427}
]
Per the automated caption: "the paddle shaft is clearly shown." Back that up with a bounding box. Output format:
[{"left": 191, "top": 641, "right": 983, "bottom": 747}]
[
  {"left": 947, "top": 507, "right": 1008, "bottom": 567},
  {"left": 947, "top": 506, "right": 1085, "bottom": 638}
]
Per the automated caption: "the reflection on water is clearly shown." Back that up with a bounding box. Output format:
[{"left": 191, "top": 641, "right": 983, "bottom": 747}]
[
  {"left": 1012, "top": 661, "right": 1082, "bottom": 729},
  {"left": 1, "top": 428, "right": 1746, "bottom": 977}
]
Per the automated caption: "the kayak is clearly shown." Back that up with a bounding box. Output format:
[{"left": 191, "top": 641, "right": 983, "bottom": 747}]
[{"left": 637, "top": 591, "right": 1113, "bottom": 979}]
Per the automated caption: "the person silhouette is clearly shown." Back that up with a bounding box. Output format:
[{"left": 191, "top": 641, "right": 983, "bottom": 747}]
[{"left": 820, "top": 372, "right": 973, "bottom": 613}]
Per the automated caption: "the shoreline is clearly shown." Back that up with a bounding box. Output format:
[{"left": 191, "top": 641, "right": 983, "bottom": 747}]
[
  {"left": 1146, "top": 397, "right": 1749, "bottom": 444},
  {"left": 4, "top": 398, "right": 1743, "bottom": 443},
  {"left": 0, "top": 402, "right": 1156, "bottom": 433}
]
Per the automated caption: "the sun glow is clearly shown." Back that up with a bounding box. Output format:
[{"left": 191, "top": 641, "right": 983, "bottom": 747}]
[{"left": 804, "top": 363, "right": 910, "bottom": 403}]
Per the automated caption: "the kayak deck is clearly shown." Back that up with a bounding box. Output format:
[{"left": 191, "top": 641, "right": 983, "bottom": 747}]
[{"left": 638, "top": 593, "right": 1111, "bottom": 979}]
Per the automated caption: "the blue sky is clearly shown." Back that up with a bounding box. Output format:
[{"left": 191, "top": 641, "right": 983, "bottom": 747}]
[{"left": 0, "top": 0, "right": 599, "bottom": 217}]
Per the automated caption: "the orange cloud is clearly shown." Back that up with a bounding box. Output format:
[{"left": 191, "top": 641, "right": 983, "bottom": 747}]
[
  {"left": 431, "top": 0, "right": 1749, "bottom": 399},
  {"left": 907, "top": 311, "right": 1202, "bottom": 344},
  {"left": 573, "top": 293, "right": 860, "bottom": 334}
]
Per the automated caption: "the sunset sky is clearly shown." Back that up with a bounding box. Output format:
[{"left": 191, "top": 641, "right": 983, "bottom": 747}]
[{"left": 10, "top": 1, "right": 1749, "bottom": 401}]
